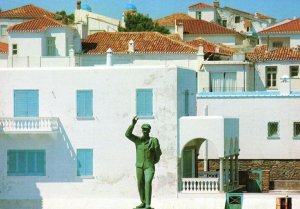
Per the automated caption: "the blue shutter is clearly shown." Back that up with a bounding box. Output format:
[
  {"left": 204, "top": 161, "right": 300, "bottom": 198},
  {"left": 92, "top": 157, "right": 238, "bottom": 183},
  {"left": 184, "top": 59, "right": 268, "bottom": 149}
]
[
  {"left": 7, "top": 151, "right": 17, "bottom": 175},
  {"left": 85, "top": 91, "right": 93, "bottom": 117},
  {"left": 14, "top": 91, "right": 28, "bottom": 117},
  {"left": 36, "top": 151, "right": 45, "bottom": 175},
  {"left": 77, "top": 150, "right": 85, "bottom": 176},
  {"left": 18, "top": 151, "right": 26, "bottom": 175},
  {"left": 136, "top": 89, "right": 153, "bottom": 117},
  {"left": 27, "top": 151, "right": 35, "bottom": 174},
  {"left": 77, "top": 90, "right": 93, "bottom": 117},
  {"left": 27, "top": 90, "right": 39, "bottom": 117},
  {"left": 85, "top": 150, "right": 93, "bottom": 176},
  {"left": 77, "top": 149, "right": 93, "bottom": 176},
  {"left": 145, "top": 89, "right": 153, "bottom": 116},
  {"left": 14, "top": 90, "right": 38, "bottom": 117}
]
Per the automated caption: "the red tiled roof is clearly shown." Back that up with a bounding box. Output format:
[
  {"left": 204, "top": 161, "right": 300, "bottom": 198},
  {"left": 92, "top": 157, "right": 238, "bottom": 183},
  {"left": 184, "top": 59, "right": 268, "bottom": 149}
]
[
  {"left": 189, "top": 2, "right": 214, "bottom": 9},
  {"left": 176, "top": 19, "right": 237, "bottom": 35},
  {"left": 246, "top": 45, "right": 300, "bottom": 61},
  {"left": 7, "top": 16, "right": 64, "bottom": 32},
  {"left": 258, "top": 18, "right": 300, "bottom": 34},
  {"left": 166, "top": 34, "right": 182, "bottom": 41},
  {"left": 0, "top": 4, "right": 59, "bottom": 19},
  {"left": 0, "top": 42, "right": 8, "bottom": 54},
  {"left": 156, "top": 13, "right": 194, "bottom": 27},
  {"left": 82, "top": 32, "right": 199, "bottom": 54},
  {"left": 186, "top": 38, "right": 234, "bottom": 56}
]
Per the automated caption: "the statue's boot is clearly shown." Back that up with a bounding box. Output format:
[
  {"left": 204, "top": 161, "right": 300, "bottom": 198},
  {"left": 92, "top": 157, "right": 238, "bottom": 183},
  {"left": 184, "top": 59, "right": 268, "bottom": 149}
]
[{"left": 136, "top": 202, "right": 145, "bottom": 208}]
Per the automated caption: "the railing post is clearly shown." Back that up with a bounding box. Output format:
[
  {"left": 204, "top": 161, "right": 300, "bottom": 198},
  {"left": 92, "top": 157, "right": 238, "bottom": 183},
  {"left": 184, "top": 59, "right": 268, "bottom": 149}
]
[{"left": 219, "top": 157, "right": 224, "bottom": 192}]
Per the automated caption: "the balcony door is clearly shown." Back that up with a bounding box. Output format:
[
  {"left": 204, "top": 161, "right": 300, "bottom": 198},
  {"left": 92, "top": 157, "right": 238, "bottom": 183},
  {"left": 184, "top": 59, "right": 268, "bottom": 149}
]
[
  {"left": 14, "top": 90, "right": 39, "bottom": 117},
  {"left": 210, "top": 72, "right": 237, "bottom": 92}
]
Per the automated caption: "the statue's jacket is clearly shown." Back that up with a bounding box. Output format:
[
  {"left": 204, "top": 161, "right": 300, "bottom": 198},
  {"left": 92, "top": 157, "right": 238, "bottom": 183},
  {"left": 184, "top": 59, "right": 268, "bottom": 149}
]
[{"left": 125, "top": 125, "right": 162, "bottom": 169}]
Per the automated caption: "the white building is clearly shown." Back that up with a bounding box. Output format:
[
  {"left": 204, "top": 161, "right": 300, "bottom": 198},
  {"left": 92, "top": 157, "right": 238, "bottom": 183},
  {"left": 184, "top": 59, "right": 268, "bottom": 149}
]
[
  {"left": 258, "top": 18, "right": 300, "bottom": 49},
  {"left": 187, "top": 1, "right": 275, "bottom": 37},
  {"left": 74, "top": 1, "right": 121, "bottom": 35},
  {"left": 6, "top": 16, "right": 81, "bottom": 68},
  {"left": 0, "top": 4, "right": 60, "bottom": 43}
]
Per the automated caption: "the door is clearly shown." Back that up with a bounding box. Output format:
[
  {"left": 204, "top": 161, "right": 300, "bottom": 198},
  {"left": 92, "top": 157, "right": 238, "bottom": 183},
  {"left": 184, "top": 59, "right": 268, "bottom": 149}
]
[
  {"left": 182, "top": 149, "right": 195, "bottom": 178},
  {"left": 247, "top": 169, "right": 262, "bottom": 192}
]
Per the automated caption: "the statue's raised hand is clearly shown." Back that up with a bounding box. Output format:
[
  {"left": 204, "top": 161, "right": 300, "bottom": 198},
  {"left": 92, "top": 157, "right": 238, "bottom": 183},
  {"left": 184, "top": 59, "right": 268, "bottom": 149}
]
[{"left": 132, "top": 116, "right": 138, "bottom": 125}]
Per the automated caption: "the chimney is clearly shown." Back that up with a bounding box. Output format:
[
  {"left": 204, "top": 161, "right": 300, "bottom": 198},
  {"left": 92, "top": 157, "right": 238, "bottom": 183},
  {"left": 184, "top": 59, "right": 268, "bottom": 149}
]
[
  {"left": 197, "top": 44, "right": 205, "bottom": 62},
  {"left": 175, "top": 20, "right": 184, "bottom": 40},
  {"left": 106, "top": 48, "right": 113, "bottom": 66},
  {"left": 128, "top": 39, "right": 135, "bottom": 53},
  {"left": 77, "top": 0, "right": 81, "bottom": 10},
  {"left": 213, "top": 0, "right": 220, "bottom": 8},
  {"left": 279, "top": 75, "right": 291, "bottom": 96}
]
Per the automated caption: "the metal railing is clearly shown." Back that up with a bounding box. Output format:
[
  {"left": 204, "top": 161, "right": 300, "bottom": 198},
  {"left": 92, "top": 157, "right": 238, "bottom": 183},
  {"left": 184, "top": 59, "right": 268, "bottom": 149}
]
[{"left": 0, "top": 117, "right": 59, "bottom": 133}]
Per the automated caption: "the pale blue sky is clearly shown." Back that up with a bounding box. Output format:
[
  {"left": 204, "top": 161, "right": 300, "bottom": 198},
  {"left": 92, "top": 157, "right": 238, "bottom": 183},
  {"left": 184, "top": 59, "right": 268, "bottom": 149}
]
[{"left": 1, "top": 0, "right": 298, "bottom": 21}]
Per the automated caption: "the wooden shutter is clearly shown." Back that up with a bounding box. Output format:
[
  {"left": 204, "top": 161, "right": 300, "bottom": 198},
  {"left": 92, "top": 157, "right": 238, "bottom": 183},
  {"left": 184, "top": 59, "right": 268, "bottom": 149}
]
[
  {"left": 14, "top": 90, "right": 39, "bottom": 117},
  {"left": 136, "top": 89, "right": 153, "bottom": 116}
]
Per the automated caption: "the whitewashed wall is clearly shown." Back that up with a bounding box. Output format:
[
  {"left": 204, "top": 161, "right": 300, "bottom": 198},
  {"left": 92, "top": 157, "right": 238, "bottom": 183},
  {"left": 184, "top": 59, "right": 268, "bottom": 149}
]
[
  {"left": 255, "top": 61, "right": 300, "bottom": 91},
  {"left": 188, "top": 9, "right": 215, "bottom": 22},
  {"left": 0, "top": 65, "right": 197, "bottom": 207},
  {"left": 259, "top": 34, "right": 300, "bottom": 48},
  {"left": 80, "top": 54, "right": 199, "bottom": 71},
  {"left": 197, "top": 93, "right": 300, "bottom": 159},
  {"left": 0, "top": 18, "right": 29, "bottom": 43}
]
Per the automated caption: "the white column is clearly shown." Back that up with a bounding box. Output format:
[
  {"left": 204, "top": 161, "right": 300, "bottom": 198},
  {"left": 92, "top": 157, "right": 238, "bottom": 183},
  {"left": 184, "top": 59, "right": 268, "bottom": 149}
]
[
  {"left": 235, "top": 154, "right": 239, "bottom": 187},
  {"left": 225, "top": 157, "right": 229, "bottom": 191},
  {"left": 230, "top": 155, "right": 234, "bottom": 186},
  {"left": 219, "top": 157, "right": 224, "bottom": 192},
  {"left": 203, "top": 139, "right": 208, "bottom": 171}
]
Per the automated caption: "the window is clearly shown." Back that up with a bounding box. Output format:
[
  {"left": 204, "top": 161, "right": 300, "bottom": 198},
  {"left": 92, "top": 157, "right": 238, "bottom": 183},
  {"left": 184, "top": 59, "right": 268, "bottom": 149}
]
[
  {"left": 7, "top": 150, "right": 45, "bottom": 176},
  {"left": 290, "top": 66, "right": 299, "bottom": 77},
  {"left": 14, "top": 90, "right": 39, "bottom": 117},
  {"left": 77, "top": 90, "right": 93, "bottom": 118},
  {"left": 47, "top": 37, "right": 56, "bottom": 56},
  {"left": 136, "top": 89, "right": 153, "bottom": 117},
  {"left": 12, "top": 44, "right": 18, "bottom": 55},
  {"left": 272, "top": 42, "right": 283, "bottom": 48},
  {"left": 77, "top": 149, "right": 93, "bottom": 176},
  {"left": 246, "top": 27, "right": 250, "bottom": 32},
  {"left": 294, "top": 122, "right": 300, "bottom": 138},
  {"left": 268, "top": 122, "right": 279, "bottom": 138},
  {"left": 235, "top": 16, "right": 241, "bottom": 23},
  {"left": 210, "top": 72, "right": 237, "bottom": 92},
  {"left": 196, "top": 11, "right": 202, "bottom": 20},
  {"left": 222, "top": 20, "right": 227, "bottom": 27},
  {"left": 266, "top": 67, "right": 277, "bottom": 88},
  {"left": 0, "top": 25, "right": 8, "bottom": 36},
  {"left": 184, "top": 90, "right": 189, "bottom": 116}
]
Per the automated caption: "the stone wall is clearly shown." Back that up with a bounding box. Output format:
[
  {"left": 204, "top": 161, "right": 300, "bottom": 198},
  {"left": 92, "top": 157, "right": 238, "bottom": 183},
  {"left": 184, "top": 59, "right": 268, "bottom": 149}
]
[{"left": 197, "top": 159, "right": 300, "bottom": 181}]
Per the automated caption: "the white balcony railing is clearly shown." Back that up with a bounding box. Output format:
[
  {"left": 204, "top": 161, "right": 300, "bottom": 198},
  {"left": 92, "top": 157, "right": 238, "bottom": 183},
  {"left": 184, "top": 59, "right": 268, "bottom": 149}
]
[
  {"left": 0, "top": 117, "right": 59, "bottom": 133},
  {"left": 182, "top": 178, "right": 219, "bottom": 193}
]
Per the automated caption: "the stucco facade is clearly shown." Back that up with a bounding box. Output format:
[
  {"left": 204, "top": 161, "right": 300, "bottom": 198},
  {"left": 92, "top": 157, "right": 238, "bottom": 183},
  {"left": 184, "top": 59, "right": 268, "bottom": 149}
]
[{"left": 0, "top": 65, "right": 198, "bottom": 208}]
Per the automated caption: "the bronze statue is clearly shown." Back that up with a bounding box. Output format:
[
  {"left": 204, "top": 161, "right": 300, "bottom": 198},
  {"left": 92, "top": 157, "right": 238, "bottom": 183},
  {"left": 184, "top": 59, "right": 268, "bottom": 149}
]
[{"left": 125, "top": 116, "right": 162, "bottom": 209}]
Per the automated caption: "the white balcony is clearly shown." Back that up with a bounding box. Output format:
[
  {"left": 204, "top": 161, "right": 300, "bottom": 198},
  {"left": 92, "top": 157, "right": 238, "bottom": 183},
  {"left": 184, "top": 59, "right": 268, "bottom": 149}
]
[
  {"left": 182, "top": 177, "right": 219, "bottom": 193},
  {"left": 0, "top": 117, "right": 59, "bottom": 133}
]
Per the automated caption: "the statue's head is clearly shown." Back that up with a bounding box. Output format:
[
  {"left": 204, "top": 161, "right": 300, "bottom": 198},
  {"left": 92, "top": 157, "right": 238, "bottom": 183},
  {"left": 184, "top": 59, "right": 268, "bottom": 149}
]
[{"left": 141, "top": 123, "right": 151, "bottom": 137}]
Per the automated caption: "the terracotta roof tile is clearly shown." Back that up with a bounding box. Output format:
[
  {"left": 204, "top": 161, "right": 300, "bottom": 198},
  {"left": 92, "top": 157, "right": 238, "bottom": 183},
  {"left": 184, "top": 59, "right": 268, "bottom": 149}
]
[
  {"left": 189, "top": 2, "right": 214, "bottom": 9},
  {"left": 82, "top": 32, "right": 198, "bottom": 54},
  {"left": 186, "top": 38, "right": 234, "bottom": 55},
  {"left": 8, "top": 16, "right": 64, "bottom": 32},
  {"left": 0, "top": 4, "right": 59, "bottom": 19},
  {"left": 258, "top": 18, "right": 300, "bottom": 34},
  {"left": 176, "top": 19, "right": 237, "bottom": 35},
  {"left": 0, "top": 42, "right": 8, "bottom": 54},
  {"left": 156, "top": 13, "right": 194, "bottom": 27},
  {"left": 246, "top": 45, "right": 300, "bottom": 61}
]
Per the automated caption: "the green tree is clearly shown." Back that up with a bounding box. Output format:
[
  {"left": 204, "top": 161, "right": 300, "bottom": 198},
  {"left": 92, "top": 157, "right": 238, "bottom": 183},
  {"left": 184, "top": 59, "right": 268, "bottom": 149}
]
[
  {"left": 55, "top": 10, "right": 74, "bottom": 24},
  {"left": 118, "top": 13, "right": 169, "bottom": 34}
]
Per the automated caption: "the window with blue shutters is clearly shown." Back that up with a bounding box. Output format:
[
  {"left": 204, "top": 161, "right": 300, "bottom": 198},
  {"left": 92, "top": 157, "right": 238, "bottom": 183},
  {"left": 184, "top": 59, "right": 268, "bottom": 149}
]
[
  {"left": 14, "top": 90, "right": 39, "bottom": 117},
  {"left": 77, "top": 90, "right": 93, "bottom": 118},
  {"left": 77, "top": 149, "right": 93, "bottom": 176},
  {"left": 7, "top": 150, "right": 45, "bottom": 176},
  {"left": 136, "top": 89, "right": 153, "bottom": 117}
]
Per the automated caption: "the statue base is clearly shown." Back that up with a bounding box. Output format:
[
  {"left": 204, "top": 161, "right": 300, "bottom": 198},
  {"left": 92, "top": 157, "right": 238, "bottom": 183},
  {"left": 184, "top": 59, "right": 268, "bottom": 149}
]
[{"left": 133, "top": 208, "right": 153, "bottom": 209}]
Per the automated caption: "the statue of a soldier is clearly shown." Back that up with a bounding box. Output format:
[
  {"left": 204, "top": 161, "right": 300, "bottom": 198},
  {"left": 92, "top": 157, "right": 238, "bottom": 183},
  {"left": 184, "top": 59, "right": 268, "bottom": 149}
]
[{"left": 125, "top": 116, "right": 162, "bottom": 209}]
